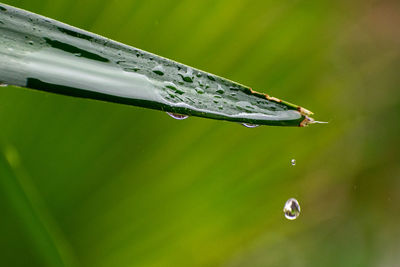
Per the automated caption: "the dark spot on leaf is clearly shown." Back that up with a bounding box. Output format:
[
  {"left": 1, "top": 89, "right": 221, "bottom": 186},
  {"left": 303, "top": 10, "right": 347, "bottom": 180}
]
[
  {"left": 57, "top": 27, "right": 95, "bottom": 42},
  {"left": 44, "top": 38, "right": 109, "bottom": 62}
]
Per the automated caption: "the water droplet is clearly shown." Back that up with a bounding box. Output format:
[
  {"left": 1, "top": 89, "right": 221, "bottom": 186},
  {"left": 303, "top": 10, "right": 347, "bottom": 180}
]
[
  {"left": 283, "top": 198, "right": 300, "bottom": 220},
  {"left": 164, "top": 82, "right": 184, "bottom": 95},
  {"left": 241, "top": 123, "right": 259, "bottom": 128},
  {"left": 0, "top": 83, "right": 8, "bottom": 87},
  {"left": 195, "top": 87, "right": 205, "bottom": 94},
  {"left": 216, "top": 85, "right": 225, "bottom": 94},
  {"left": 166, "top": 112, "right": 189, "bottom": 120},
  {"left": 28, "top": 40, "right": 34, "bottom": 45},
  {"left": 152, "top": 65, "right": 164, "bottom": 76},
  {"left": 179, "top": 68, "right": 193, "bottom": 83},
  {"left": 291, "top": 159, "right": 296, "bottom": 166},
  {"left": 207, "top": 75, "right": 216, "bottom": 81}
]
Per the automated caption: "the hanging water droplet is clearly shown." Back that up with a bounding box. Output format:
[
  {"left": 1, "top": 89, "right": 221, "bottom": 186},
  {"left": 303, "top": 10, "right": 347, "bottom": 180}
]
[
  {"left": 166, "top": 112, "right": 189, "bottom": 120},
  {"left": 152, "top": 65, "right": 164, "bottom": 76},
  {"left": 241, "top": 123, "right": 259, "bottom": 128},
  {"left": 291, "top": 159, "right": 296, "bottom": 166},
  {"left": 283, "top": 198, "right": 300, "bottom": 220}
]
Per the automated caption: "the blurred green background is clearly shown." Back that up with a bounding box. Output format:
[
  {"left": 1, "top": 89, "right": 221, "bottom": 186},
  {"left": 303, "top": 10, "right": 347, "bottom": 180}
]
[{"left": 1, "top": 0, "right": 399, "bottom": 266}]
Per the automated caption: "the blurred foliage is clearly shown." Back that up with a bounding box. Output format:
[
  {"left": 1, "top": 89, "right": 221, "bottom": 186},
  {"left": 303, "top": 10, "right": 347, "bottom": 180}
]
[{"left": 1, "top": 0, "right": 399, "bottom": 266}]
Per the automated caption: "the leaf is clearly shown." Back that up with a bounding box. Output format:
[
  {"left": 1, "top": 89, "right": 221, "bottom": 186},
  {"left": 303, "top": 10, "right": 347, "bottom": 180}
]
[{"left": 0, "top": 4, "right": 314, "bottom": 126}]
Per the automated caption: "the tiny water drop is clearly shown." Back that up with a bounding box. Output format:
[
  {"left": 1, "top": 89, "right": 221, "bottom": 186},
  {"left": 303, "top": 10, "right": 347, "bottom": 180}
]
[
  {"left": 28, "top": 40, "right": 34, "bottom": 45},
  {"left": 195, "top": 87, "right": 205, "bottom": 94},
  {"left": 207, "top": 75, "right": 215, "bottom": 81},
  {"left": 283, "top": 198, "right": 300, "bottom": 220},
  {"left": 167, "top": 112, "right": 189, "bottom": 120},
  {"left": 179, "top": 68, "right": 194, "bottom": 83},
  {"left": 216, "top": 85, "right": 225, "bottom": 94},
  {"left": 164, "top": 82, "right": 184, "bottom": 95},
  {"left": 241, "top": 123, "right": 259, "bottom": 128},
  {"left": 152, "top": 65, "right": 164, "bottom": 76},
  {"left": 291, "top": 159, "right": 296, "bottom": 166}
]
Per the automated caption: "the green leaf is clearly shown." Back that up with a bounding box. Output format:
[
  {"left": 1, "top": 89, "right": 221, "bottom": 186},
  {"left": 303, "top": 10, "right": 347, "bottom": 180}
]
[{"left": 0, "top": 4, "right": 313, "bottom": 127}]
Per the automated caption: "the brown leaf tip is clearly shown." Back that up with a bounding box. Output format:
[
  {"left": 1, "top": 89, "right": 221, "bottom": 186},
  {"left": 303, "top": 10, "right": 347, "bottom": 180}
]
[{"left": 300, "top": 116, "right": 315, "bottom": 127}]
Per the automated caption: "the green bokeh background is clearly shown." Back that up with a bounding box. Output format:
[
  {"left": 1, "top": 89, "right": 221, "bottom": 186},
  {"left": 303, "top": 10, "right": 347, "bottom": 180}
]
[{"left": 1, "top": 0, "right": 399, "bottom": 266}]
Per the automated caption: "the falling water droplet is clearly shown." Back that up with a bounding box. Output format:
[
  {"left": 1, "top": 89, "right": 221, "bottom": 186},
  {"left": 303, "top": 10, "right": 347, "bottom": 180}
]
[
  {"left": 241, "top": 123, "right": 259, "bottom": 128},
  {"left": 291, "top": 159, "right": 296, "bottom": 166},
  {"left": 166, "top": 112, "right": 189, "bottom": 120},
  {"left": 283, "top": 198, "right": 300, "bottom": 220}
]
